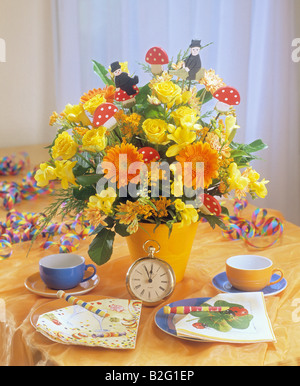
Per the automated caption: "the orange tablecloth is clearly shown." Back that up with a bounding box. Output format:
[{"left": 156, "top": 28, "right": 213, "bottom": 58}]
[{"left": 1, "top": 146, "right": 300, "bottom": 366}]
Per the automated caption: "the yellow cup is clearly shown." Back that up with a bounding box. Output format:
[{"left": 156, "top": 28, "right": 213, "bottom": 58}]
[{"left": 226, "top": 255, "right": 284, "bottom": 292}]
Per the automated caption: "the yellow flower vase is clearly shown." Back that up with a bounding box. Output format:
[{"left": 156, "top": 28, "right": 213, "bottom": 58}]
[{"left": 126, "top": 222, "right": 199, "bottom": 283}]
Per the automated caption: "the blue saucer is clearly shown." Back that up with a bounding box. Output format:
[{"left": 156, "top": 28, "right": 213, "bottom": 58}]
[{"left": 212, "top": 272, "right": 287, "bottom": 296}]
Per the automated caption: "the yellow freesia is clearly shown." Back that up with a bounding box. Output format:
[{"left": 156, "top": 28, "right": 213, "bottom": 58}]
[
  {"left": 166, "top": 126, "right": 196, "bottom": 157},
  {"left": 62, "top": 104, "right": 91, "bottom": 126},
  {"left": 225, "top": 115, "right": 240, "bottom": 142},
  {"left": 174, "top": 198, "right": 186, "bottom": 212},
  {"left": 174, "top": 199, "right": 198, "bottom": 228},
  {"left": 82, "top": 127, "right": 107, "bottom": 152},
  {"left": 247, "top": 168, "right": 260, "bottom": 183},
  {"left": 34, "top": 163, "right": 56, "bottom": 187},
  {"left": 52, "top": 131, "right": 78, "bottom": 160},
  {"left": 54, "top": 160, "right": 77, "bottom": 189},
  {"left": 88, "top": 187, "right": 117, "bottom": 215},
  {"left": 227, "top": 163, "right": 249, "bottom": 191},
  {"left": 250, "top": 179, "right": 269, "bottom": 198}
]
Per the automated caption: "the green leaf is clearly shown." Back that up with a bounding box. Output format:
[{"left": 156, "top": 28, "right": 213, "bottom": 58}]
[
  {"left": 92, "top": 60, "right": 114, "bottom": 86},
  {"left": 245, "top": 139, "right": 268, "bottom": 153},
  {"left": 144, "top": 105, "right": 165, "bottom": 119},
  {"left": 221, "top": 206, "right": 230, "bottom": 216},
  {"left": 73, "top": 186, "right": 96, "bottom": 201},
  {"left": 135, "top": 83, "right": 151, "bottom": 105},
  {"left": 114, "top": 222, "right": 130, "bottom": 237},
  {"left": 190, "top": 311, "right": 232, "bottom": 332},
  {"left": 197, "top": 88, "right": 213, "bottom": 105},
  {"left": 227, "top": 314, "right": 253, "bottom": 330},
  {"left": 72, "top": 163, "right": 90, "bottom": 177},
  {"left": 200, "top": 214, "right": 228, "bottom": 231},
  {"left": 76, "top": 174, "right": 101, "bottom": 186},
  {"left": 88, "top": 228, "right": 115, "bottom": 265}
]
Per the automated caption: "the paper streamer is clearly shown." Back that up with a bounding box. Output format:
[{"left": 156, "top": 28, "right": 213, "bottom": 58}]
[
  {"left": 0, "top": 152, "right": 30, "bottom": 176},
  {"left": 0, "top": 169, "right": 54, "bottom": 211},
  {"left": 221, "top": 199, "right": 284, "bottom": 249},
  {"left": 0, "top": 210, "right": 94, "bottom": 260}
]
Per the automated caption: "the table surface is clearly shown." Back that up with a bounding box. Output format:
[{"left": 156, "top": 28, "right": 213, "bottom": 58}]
[{"left": 0, "top": 145, "right": 300, "bottom": 366}]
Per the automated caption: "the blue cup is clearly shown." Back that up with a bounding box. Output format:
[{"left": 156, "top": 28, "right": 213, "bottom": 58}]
[{"left": 39, "top": 253, "right": 97, "bottom": 290}]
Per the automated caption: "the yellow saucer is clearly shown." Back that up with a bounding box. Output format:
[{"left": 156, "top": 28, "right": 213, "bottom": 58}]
[{"left": 24, "top": 272, "right": 100, "bottom": 298}]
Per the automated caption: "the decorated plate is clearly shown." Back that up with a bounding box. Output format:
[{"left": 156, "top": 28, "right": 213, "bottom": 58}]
[
  {"left": 212, "top": 272, "right": 287, "bottom": 297},
  {"left": 30, "top": 295, "right": 142, "bottom": 349},
  {"left": 24, "top": 272, "right": 100, "bottom": 298},
  {"left": 155, "top": 297, "right": 210, "bottom": 341}
]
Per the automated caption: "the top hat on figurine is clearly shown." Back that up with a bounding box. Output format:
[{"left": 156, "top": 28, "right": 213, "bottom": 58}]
[
  {"left": 189, "top": 40, "right": 202, "bottom": 48},
  {"left": 111, "top": 61, "right": 121, "bottom": 72}
]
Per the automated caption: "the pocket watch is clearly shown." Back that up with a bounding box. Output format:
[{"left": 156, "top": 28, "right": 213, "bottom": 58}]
[{"left": 126, "top": 240, "right": 176, "bottom": 307}]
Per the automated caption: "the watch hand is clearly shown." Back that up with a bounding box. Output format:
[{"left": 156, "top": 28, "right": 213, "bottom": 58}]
[
  {"left": 143, "top": 265, "right": 152, "bottom": 283},
  {"left": 149, "top": 263, "right": 153, "bottom": 278}
]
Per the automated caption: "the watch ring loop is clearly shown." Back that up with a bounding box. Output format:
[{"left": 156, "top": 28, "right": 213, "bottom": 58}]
[{"left": 143, "top": 239, "right": 161, "bottom": 255}]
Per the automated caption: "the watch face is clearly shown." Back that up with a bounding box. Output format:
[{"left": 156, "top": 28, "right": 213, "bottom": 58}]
[{"left": 126, "top": 257, "right": 175, "bottom": 305}]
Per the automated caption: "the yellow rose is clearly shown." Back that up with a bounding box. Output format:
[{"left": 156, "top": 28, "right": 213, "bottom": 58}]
[
  {"left": 54, "top": 160, "right": 77, "bottom": 189},
  {"left": 170, "top": 106, "right": 198, "bottom": 127},
  {"left": 63, "top": 104, "right": 91, "bottom": 126},
  {"left": 82, "top": 127, "right": 107, "bottom": 152},
  {"left": 142, "top": 118, "right": 169, "bottom": 145},
  {"left": 88, "top": 187, "right": 117, "bottom": 215},
  {"left": 52, "top": 131, "right": 78, "bottom": 160},
  {"left": 34, "top": 163, "right": 56, "bottom": 187},
  {"left": 152, "top": 81, "right": 182, "bottom": 105},
  {"left": 83, "top": 94, "right": 106, "bottom": 115}
]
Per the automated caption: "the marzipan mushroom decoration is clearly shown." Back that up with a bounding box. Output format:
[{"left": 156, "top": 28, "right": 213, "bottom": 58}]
[
  {"left": 213, "top": 86, "right": 241, "bottom": 113},
  {"left": 145, "top": 47, "right": 169, "bottom": 75},
  {"left": 93, "top": 103, "right": 118, "bottom": 131}
]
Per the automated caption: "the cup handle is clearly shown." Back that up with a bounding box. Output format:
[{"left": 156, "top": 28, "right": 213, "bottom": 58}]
[
  {"left": 268, "top": 268, "right": 284, "bottom": 286},
  {"left": 82, "top": 264, "right": 97, "bottom": 282}
]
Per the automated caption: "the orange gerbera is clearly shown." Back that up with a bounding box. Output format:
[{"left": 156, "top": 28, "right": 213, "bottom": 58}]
[
  {"left": 80, "top": 85, "right": 115, "bottom": 104},
  {"left": 176, "top": 142, "right": 219, "bottom": 189},
  {"left": 103, "top": 143, "right": 144, "bottom": 188}
]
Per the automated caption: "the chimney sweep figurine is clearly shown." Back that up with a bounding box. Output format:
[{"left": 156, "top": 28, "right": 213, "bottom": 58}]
[
  {"left": 110, "top": 61, "right": 139, "bottom": 96},
  {"left": 183, "top": 40, "right": 202, "bottom": 81}
]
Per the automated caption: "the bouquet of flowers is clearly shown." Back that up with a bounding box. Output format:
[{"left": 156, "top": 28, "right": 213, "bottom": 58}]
[{"left": 35, "top": 42, "right": 268, "bottom": 265}]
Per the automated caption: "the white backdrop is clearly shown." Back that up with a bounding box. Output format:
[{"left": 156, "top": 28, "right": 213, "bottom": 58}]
[{"left": 51, "top": 0, "right": 300, "bottom": 225}]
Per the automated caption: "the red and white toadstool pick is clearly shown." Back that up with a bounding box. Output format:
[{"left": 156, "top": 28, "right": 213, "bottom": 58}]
[
  {"left": 138, "top": 147, "right": 160, "bottom": 164},
  {"left": 213, "top": 86, "right": 241, "bottom": 113},
  {"left": 114, "top": 85, "right": 139, "bottom": 108},
  {"left": 145, "top": 47, "right": 169, "bottom": 75},
  {"left": 93, "top": 103, "right": 118, "bottom": 131},
  {"left": 199, "top": 194, "right": 222, "bottom": 216}
]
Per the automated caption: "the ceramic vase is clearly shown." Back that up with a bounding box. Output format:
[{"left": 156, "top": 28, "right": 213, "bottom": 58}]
[{"left": 126, "top": 222, "right": 199, "bottom": 282}]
